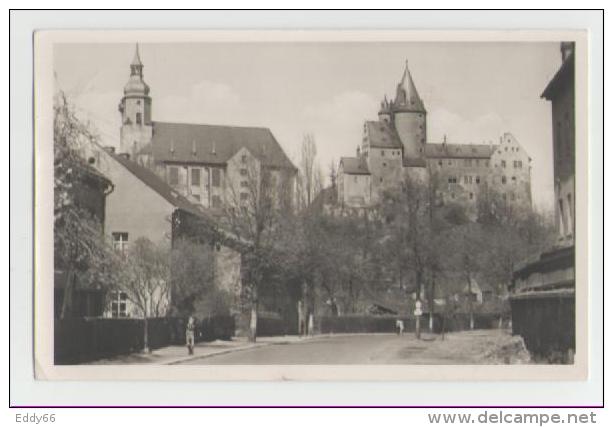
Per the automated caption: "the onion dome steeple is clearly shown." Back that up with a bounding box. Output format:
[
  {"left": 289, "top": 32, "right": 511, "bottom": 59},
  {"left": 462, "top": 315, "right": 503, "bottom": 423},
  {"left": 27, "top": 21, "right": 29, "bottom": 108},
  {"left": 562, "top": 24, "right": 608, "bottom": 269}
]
[{"left": 124, "top": 43, "right": 150, "bottom": 96}]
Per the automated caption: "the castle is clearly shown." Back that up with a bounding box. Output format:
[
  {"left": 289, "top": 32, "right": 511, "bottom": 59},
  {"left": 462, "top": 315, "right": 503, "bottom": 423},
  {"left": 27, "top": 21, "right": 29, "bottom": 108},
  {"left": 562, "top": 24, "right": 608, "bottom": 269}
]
[
  {"left": 117, "top": 44, "right": 296, "bottom": 211},
  {"left": 335, "top": 62, "right": 532, "bottom": 216}
]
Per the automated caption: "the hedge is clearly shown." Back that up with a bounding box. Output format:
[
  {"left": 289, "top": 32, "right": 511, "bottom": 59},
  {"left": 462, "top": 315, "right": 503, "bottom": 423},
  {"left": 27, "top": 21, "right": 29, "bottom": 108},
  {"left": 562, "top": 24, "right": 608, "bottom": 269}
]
[{"left": 54, "top": 315, "right": 235, "bottom": 365}]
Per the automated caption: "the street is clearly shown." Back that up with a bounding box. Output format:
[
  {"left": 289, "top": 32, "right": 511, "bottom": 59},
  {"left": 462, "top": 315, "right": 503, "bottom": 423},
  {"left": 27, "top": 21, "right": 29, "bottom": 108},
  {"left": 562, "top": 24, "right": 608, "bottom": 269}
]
[{"left": 178, "top": 330, "right": 529, "bottom": 365}]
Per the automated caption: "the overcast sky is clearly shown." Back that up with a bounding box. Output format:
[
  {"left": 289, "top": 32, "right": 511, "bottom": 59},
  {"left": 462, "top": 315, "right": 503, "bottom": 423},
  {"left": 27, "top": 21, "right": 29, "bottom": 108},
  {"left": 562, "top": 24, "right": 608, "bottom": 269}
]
[{"left": 54, "top": 42, "right": 563, "bottom": 211}]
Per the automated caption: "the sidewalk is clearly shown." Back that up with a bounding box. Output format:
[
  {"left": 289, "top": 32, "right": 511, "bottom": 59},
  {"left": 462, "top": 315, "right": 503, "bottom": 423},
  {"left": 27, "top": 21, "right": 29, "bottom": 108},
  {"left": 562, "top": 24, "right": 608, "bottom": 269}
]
[{"left": 87, "top": 335, "right": 310, "bottom": 365}]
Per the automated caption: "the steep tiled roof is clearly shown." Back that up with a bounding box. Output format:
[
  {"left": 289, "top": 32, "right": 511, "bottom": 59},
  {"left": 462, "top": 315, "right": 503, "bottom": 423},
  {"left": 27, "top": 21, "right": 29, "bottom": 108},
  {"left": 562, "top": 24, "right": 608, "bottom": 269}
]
[
  {"left": 365, "top": 120, "right": 403, "bottom": 149},
  {"left": 541, "top": 52, "right": 574, "bottom": 100},
  {"left": 340, "top": 156, "right": 370, "bottom": 175},
  {"left": 139, "top": 121, "right": 296, "bottom": 171},
  {"left": 425, "top": 143, "right": 495, "bottom": 159},
  {"left": 109, "top": 150, "right": 205, "bottom": 218},
  {"left": 392, "top": 62, "right": 426, "bottom": 113}
]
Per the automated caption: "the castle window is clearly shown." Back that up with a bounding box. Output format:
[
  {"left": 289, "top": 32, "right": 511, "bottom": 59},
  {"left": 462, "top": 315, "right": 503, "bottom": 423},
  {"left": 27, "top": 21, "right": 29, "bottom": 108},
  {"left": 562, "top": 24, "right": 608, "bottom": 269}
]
[
  {"left": 240, "top": 181, "right": 249, "bottom": 188},
  {"left": 510, "top": 192, "right": 516, "bottom": 201},
  {"left": 191, "top": 168, "right": 201, "bottom": 187},
  {"left": 501, "top": 160, "right": 506, "bottom": 168},
  {"left": 211, "top": 168, "right": 221, "bottom": 187},
  {"left": 469, "top": 193, "right": 474, "bottom": 200},
  {"left": 501, "top": 176, "right": 507, "bottom": 184},
  {"left": 438, "top": 160, "right": 443, "bottom": 167},
  {"left": 511, "top": 176, "right": 517, "bottom": 184},
  {"left": 211, "top": 195, "right": 221, "bottom": 208},
  {"left": 168, "top": 167, "right": 179, "bottom": 186},
  {"left": 136, "top": 112, "right": 142, "bottom": 125},
  {"left": 476, "top": 176, "right": 481, "bottom": 184}
]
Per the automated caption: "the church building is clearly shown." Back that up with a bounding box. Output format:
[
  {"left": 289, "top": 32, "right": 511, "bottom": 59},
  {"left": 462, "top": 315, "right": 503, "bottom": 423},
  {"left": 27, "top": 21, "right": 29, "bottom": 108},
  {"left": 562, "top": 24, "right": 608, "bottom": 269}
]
[{"left": 117, "top": 45, "right": 297, "bottom": 212}]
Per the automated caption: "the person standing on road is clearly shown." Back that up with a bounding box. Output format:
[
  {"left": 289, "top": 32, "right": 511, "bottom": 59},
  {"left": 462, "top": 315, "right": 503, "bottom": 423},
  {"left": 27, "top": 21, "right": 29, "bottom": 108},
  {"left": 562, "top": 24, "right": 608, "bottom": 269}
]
[
  {"left": 395, "top": 319, "right": 404, "bottom": 335},
  {"left": 186, "top": 316, "right": 196, "bottom": 355}
]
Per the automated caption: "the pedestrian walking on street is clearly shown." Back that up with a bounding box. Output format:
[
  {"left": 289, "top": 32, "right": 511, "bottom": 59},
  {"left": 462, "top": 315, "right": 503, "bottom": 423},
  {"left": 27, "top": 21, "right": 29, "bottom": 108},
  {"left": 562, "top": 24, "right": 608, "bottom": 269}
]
[
  {"left": 395, "top": 319, "right": 404, "bottom": 335},
  {"left": 186, "top": 316, "right": 195, "bottom": 355}
]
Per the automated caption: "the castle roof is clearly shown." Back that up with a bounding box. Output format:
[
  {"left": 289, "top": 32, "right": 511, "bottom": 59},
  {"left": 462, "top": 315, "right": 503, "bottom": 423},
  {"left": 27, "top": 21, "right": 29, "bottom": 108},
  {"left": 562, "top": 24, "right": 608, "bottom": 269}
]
[
  {"left": 340, "top": 156, "right": 370, "bottom": 175},
  {"left": 424, "top": 143, "right": 495, "bottom": 159},
  {"left": 365, "top": 120, "right": 403, "bottom": 149},
  {"left": 393, "top": 61, "right": 426, "bottom": 113},
  {"left": 138, "top": 121, "right": 296, "bottom": 171}
]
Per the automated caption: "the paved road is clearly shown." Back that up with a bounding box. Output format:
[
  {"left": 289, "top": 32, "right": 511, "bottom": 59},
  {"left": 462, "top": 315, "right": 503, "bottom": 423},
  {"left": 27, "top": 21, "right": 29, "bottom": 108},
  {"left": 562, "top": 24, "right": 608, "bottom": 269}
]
[{"left": 178, "top": 333, "right": 489, "bottom": 365}]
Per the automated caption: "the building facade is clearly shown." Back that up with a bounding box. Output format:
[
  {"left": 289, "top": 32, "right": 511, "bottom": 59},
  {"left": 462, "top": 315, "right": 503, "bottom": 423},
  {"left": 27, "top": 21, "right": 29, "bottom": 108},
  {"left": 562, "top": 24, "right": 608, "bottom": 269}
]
[
  {"left": 335, "top": 62, "right": 532, "bottom": 216},
  {"left": 510, "top": 42, "right": 576, "bottom": 361},
  {"left": 83, "top": 142, "right": 244, "bottom": 319},
  {"left": 118, "top": 45, "right": 296, "bottom": 212}
]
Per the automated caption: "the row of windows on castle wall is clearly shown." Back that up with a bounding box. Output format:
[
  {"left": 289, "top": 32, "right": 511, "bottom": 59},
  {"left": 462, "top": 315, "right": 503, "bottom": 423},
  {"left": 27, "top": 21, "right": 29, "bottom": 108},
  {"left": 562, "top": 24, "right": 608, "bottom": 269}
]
[
  {"left": 446, "top": 174, "right": 522, "bottom": 185},
  {"left": 433, "top": 159, "right": 523, "bottom": 169},
  {"left": 443, "top": 191, "right": 520, "bottom": 202}
]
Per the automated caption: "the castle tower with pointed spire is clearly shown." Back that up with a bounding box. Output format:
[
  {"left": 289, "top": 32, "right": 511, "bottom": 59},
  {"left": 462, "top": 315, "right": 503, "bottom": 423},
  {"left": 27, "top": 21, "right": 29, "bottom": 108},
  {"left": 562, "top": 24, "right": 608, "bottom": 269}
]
[
  {"left": 118, "top": 43, "right": 153, "bottom": 157},
  {"left": 391, "top": 61, "right": 427, "bottom": 159}
]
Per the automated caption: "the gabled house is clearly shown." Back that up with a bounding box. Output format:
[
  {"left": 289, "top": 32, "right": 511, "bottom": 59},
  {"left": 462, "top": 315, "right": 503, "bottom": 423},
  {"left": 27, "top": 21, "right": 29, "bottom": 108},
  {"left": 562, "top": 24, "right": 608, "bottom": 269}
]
[{"left": 83, "top": 142, "right": 245, "bottom": 319}]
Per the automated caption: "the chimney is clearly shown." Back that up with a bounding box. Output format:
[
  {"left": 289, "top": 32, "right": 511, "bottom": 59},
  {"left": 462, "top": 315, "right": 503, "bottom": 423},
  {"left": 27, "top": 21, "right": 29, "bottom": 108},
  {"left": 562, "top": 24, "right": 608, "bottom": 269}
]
[
  {"left": 191, "top": 140, "right": 197, "bottom": 156},
  {"left": 103, "top": 146, "right": 116, "bottom": 154},
  {"left": 560, "top": 42, "right": 574, "bottom": 62},
  {"left": 211, "top": 140, "right": 216, "bottom": 155},
  {"left": 170, "top": 139, "right": 175, "bottom": 154}
]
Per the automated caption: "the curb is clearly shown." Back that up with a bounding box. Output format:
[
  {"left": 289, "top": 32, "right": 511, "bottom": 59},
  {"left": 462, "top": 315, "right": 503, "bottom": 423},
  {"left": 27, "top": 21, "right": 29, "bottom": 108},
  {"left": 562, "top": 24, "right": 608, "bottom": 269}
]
[{"left": 164, "top": 342, "right": 273, "bottom": 365}]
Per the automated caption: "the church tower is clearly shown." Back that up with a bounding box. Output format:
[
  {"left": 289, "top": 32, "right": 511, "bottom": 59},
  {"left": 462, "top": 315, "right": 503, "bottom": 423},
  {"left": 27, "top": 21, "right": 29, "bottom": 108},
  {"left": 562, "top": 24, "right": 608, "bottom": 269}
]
[
  {"left": 118, "top": 44, "right": 153, "bottom": 157},
  {"left": 392, "top": 61, "right": 427, "bottom": 159}
]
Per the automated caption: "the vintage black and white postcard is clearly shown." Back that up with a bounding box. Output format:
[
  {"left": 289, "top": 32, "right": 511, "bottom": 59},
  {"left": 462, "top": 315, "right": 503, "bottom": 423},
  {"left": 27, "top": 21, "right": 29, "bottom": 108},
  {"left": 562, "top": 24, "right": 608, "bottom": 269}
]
[{"left": 34, "top": 30, "right": 589, "bottom": 381}]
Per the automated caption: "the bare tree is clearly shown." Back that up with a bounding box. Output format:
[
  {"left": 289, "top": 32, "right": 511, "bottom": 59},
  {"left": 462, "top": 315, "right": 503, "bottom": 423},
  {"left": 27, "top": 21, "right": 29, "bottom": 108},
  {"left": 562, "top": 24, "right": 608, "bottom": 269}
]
[
  {"left": 222, "top": 156, "right": 289, "bottom": 341},
  {"left": 169, "top": 238, "right": 216, "bottom": 317},
  {"left": 121, "top": 237, "right": 171, "bottom": 352},
  {"left": 54, "top": 92, "right": 122, "bottom": 318},
  {"left": 296, "top": 133, "right": 323, "bottom": 209}
]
